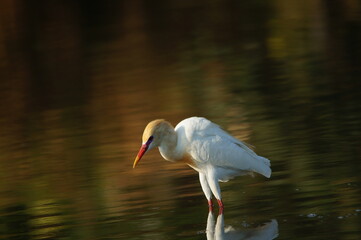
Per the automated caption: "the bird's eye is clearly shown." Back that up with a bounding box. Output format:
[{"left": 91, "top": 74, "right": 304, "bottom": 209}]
[{"left": 146, "top": 136, "right": 154, "bottom": 145}]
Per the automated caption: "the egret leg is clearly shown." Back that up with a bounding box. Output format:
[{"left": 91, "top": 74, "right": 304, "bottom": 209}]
[
  {"left": 208, "top": 200, "right": 213, "bottom": 212},
  {"left": 206, "top": 168, "right": 222, "bottom": 200},
  {"left": 217, "top": 199, "right": 224, "bottom": 215},
  {"left": 207, "top": 168, "right": 224, "bottom": 214},
  {"left": 199, "top": 173, "right": 212, "bottom": 210},
  {"left": 206, "top": 167, "right": 224, "bottom": 213}
]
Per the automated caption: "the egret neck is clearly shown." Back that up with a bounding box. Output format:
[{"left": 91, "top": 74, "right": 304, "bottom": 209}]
[{"left": 156, "top": 122, "right": 184, "bottom": 162}]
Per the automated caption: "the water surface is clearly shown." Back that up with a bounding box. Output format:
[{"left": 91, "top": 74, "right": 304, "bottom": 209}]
[{"left": 1, "top": 1, "right": 361, "bottom": 239}]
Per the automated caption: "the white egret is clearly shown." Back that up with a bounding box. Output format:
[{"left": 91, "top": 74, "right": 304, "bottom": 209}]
[{"left": 133, "top": 117, "right": 271, "bottom": 211}]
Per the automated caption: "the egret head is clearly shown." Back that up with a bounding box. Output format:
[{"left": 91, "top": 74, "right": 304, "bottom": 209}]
[{"left": 133, "top": 119, "right": 173, "bottom": 168}]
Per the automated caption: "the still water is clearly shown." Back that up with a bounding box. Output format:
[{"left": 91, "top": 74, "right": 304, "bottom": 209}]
[{"left": 1, "top": 1, "right": 361, "bottom": 239}]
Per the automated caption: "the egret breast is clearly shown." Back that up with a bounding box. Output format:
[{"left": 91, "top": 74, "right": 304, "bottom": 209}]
[{"left": 181, "top": 154, "right": 201, "bottom": 172}]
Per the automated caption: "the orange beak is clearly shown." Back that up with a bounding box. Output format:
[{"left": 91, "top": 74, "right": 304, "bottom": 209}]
[{"left": 133, "top": 144, "right": 148, "bottom": 168}]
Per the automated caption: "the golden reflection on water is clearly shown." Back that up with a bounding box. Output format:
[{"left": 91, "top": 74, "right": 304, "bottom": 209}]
[{"left": 1, "top": 0, "right": 361, "bottom": 239}]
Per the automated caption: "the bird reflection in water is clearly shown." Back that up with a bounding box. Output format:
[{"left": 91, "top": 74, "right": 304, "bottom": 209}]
[{"left": 206, "top": 212, "right": 278, "bottom": 240}]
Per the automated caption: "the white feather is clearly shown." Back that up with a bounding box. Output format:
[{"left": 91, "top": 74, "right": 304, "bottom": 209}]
[
  {"left": 175, "top": 117, "right": 271, "bottom": 181},
  {"left": 136, "top": 116, "right": 272, "bottom": 206}
]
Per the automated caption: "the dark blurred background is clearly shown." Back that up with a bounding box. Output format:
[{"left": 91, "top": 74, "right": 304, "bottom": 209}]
[{"left": 0, "top": 1, "right": 361, "bottom": 239}]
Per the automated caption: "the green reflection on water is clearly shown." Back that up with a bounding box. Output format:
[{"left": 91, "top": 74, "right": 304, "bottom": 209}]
[{"left": 1, "top": 0, "right": 361, "bottom": 239}]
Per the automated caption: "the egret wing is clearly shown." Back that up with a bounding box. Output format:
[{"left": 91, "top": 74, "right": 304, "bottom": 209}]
[{"left": 178, "top": 117, "right": 271, "bottom": 178}]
